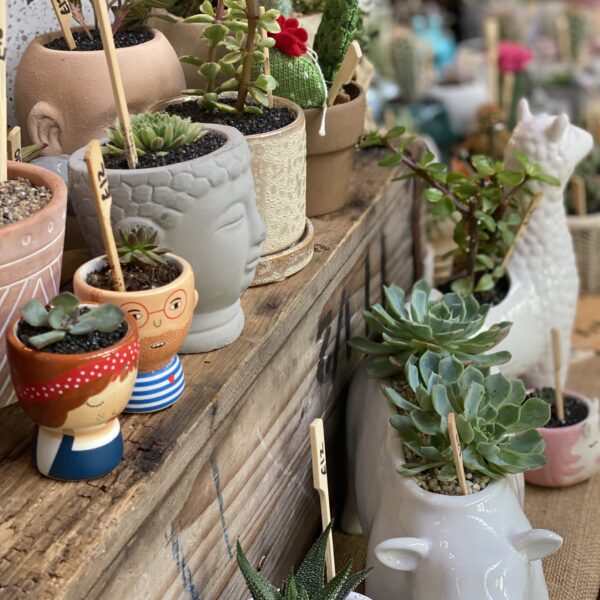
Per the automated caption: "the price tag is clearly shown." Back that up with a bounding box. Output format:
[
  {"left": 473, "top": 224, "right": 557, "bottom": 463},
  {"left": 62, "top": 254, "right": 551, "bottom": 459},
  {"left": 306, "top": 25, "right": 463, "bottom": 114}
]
[
  {"left": 7, "top": 127, "right": 21, "bottom": 162},
  {"left": 50, "top": 0, "right": 76, "bottom": 50}
]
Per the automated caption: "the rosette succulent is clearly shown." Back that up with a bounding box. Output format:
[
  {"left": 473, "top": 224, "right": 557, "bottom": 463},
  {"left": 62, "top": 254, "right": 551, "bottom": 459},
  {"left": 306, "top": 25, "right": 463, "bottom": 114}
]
[
  {"left": 385, "top": 351, "right": 549, "bottom": 481},
  {"left": 350, "top": 279, "right": 511, "bottom": 379},
  {"left": 117, "top": 226, "right": 170, "bottom": 266}
]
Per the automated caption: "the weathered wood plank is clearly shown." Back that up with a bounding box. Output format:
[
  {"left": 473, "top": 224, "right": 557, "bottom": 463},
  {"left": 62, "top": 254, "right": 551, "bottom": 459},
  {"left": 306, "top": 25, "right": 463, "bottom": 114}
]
[{"left": 0, "top": 149, "right": 419, "bottom": 600}]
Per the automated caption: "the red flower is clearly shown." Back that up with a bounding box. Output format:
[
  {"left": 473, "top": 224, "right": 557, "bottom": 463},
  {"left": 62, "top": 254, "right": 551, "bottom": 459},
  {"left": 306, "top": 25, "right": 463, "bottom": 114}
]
[
  {"left": 269, "top": 15, "right": 308, "bottom": 57},
  {"left": 498, "top": 41, "right": 533, "bottom": 73}
]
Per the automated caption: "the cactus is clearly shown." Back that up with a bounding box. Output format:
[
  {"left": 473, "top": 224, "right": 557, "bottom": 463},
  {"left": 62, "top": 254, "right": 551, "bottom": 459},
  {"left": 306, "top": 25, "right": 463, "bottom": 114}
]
[
  {"left": 390, "top": 29, "right": 426, "bottom": 104},
  {"left": 117, "top": 226, "right": 171, "bottom": 266}
]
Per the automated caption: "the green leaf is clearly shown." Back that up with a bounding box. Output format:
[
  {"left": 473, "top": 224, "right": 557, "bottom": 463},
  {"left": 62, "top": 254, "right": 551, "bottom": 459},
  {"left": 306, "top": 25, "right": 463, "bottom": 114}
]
[
  {"left": 28, "top": 330, "right": 66, "bottom": 350},
  {"left": 474, "top": 274, "right": 494, "bottom": 292},
  {"left": 69, "top": 319, "right": 98, "bottom": 335},
  {"left": 424, "top": 188, "right": 443, "bottom": 203},
  {"left": 390, "top": 415, "right": 415, "bottom": 431},
  {"left": 533, "top": 173, "right": 560, "bottom": 186},
  {"left": 475, "top": 254, "right": 495, "bottom": 270},
  {"left": 438, "top": 355, "right": 463, "bottom": 383},
  {"left": 484, "top": 373, "right": 512, "bottom": 404},
  {"left": 199, "top": 61, "right": 221, "bottom": 82},
  {"left": 471, "top": 155, "right": 495, "bottom": 175},
  {"left": 21, "top": 298, "right": 49, "bottom": 327},
  {"left": 383, "top": 385, "right": 419, "bottom": 412},
  {"left": 203, "top": 23, "right": 228, "bottom": 45},
  {"left": 379, "top": 152, "right": 404, "bottom": 167},
  {"left": 411, "top": 409, "right": 440, "bottom": 435},
  {"left": 514, "top": 397, "right": 551, "bottom": 430},
  {"left": 497, "top": 170, "right": 525, "bottom": 186},
  {"left": 497, "top": 404, "right": 521, "bottom": 428},
  {"left": 419, "top": 351, "right": 440, "bottom": 383},
  {"left": 237, "top": 541, "right": 283, "bottom": 600},
  {"left": 410, "top": 280, "right": 430, "bottom": 323},
  {"left": 383, "top": 285, "right": 407, "bottom": 320},
  {"left": 437, "top": 463, "right": 457, "bottom": 481},
  {"left": 384, "top": 126, "right": 406, "bottom": 140},
  {"left": 455, "top": 414, "right": 474, "bottom": 444},
  {"left": 463, "top": 381, "right": 485, "bottom": 420},
  {"left": 184, "top": 13, "right": 214, "bottom": 22},
  {"left": 51, "top": 292, "right": 80, "bottom": 312},
  {"left": 366, "top": 357, "right": 398, "bottom": 379},
  {"left": 348, "top": 337, "right": 390, "bottom": 356},
  {"left": 47, "top": 306, "right": 66, "bottom": 330},
  {"left": 295, "top": 523, "right": 330, "bottom": 595},
  {"left": 255, "top": 73, "right": 277, "bottom": 92}
]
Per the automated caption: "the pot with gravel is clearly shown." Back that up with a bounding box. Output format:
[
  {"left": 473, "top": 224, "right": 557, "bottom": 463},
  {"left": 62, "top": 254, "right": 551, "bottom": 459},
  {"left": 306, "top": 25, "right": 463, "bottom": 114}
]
[
  {"left": 69, "top": 112, "right": 265, "bottom": 353},
  {"left": 73, "top": 227, "right": 196, "bottom": 413},
  {"left": 0, "top": 161, "right": 68, "bottom": 409},
  {"left": 5, "top": 293, "right": 139, "bottom": 480},
  {"left": 525, "top": 387, "right": 600, "bottom": 488}
]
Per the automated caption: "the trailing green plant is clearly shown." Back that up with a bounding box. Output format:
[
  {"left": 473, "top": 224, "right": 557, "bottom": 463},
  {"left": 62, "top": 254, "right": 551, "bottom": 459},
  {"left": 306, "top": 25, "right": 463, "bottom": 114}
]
[
  {"left": 20, "top": 143, "right": 48, "bottom": 163},
  {"left": 117, "top": 226, "right": 171, "bottom": 266},
  {"left": 385, "top": 351, "right": 549, "bottom": 481},
  {"left": 181, "top": 0, "right": 279, "bottom": 115},
  {"left": 350, "top": 280, "right": 511, "bottom": 379},
  {"left": 103, "top": 112, "right": 206, "bottom": 157},
  {"left": 237, "top": 522, "right": 372, "bottom": 600},
  {"left": 263, "top": 0, "right": 293, "bottom": 17},
  {"left": 21, "top": 293, "right": 125, "bottom": 350},
  {"left": 359, "top": 127, "right": 561, "bottom": 295}
]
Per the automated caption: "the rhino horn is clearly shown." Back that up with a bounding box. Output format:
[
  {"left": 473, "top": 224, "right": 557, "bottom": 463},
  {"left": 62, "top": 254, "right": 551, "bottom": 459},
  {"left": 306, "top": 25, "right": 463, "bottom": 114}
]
[
  {"left": 374, "top": 537, "right": 430, "bottom": 572},
  {"left": 546, "top": 114, "right": 570, "bottom": 142},
  {"left": 510, "top": 529, "right": 563, "bottom": 561}
]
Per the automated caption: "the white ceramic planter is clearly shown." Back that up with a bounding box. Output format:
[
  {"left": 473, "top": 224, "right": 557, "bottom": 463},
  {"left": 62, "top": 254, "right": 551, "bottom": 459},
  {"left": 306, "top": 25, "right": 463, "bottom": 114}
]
[{"left": 343, "top": 365, "right": 561, "bottom": 600}]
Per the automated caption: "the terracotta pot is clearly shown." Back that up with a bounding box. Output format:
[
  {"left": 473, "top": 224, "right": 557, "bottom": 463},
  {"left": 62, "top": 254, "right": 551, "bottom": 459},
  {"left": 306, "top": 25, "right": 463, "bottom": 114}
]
[
  {"left": 0, "top": 161, "right": 68, "bottom": 409},
  {"left": 14, "top": 28, "right": 185, "bottom": 155},
  {"left": 6, "top": 307, "right": 139, "bottom": 480},
  {"left": 73, "top": 254, "right": 197, "bottom": 413},
  {"left": 525, "top": 391, "right": 600, "bottom": 488},
  {"left": 304, "top": 83, "right": 366, "bottom": 217}
]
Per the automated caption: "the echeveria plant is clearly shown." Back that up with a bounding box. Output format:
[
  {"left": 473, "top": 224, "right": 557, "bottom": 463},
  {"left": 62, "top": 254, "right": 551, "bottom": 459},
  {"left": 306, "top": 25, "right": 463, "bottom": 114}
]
[{"left": 117, "top": 226, "right": 171, "bottom": 266}]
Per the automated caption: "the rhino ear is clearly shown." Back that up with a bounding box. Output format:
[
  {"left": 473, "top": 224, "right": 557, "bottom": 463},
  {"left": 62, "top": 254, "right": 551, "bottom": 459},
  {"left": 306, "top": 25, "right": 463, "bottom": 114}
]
[
  {"left": 374, "top": 537, "right": 430, "bottom": 571},
  {"left": 511, "top": 529, "right": 563, "bottom": 561},
  {"left": 546, "top": 114, "right": 570, "bottom": 142},
  {"left": 517, "top": 99, "right": 531, "bottom": 122}
]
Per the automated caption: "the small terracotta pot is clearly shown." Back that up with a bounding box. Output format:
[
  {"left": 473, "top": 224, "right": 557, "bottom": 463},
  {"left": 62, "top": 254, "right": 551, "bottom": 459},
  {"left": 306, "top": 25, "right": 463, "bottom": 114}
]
[
  {"left": 525, "top": 391, "right": 600, "bottom": 488},
  {"left": 0, "top": 161, "right": 68, "bottom": 409},
  {"left": 14, "top": 28, "right": 185, "bottom": 155},
  {"left": 73, "top": 254, "right": 197, "bottom": 413},
  {"left": 304, "top": 84, "right": 366, "bottom": 217},
  {"left": 6, "top": 308, "right": 140, "bottom": 480}
]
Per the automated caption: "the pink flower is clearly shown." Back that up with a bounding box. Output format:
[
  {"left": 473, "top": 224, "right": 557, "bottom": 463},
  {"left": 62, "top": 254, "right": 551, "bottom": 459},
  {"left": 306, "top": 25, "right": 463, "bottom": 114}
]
[{"left": 498, "top": 42, "right": 534, "bottom": 73}]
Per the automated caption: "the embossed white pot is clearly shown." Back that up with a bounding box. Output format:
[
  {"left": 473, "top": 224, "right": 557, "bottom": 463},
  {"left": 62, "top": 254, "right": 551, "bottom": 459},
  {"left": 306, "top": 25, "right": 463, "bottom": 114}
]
[
  {"left": 68, "top": 124, "right": 266, "bottom": 353},
  {"left": 343, "top": 365, "right": 560, "bottom": 600}
]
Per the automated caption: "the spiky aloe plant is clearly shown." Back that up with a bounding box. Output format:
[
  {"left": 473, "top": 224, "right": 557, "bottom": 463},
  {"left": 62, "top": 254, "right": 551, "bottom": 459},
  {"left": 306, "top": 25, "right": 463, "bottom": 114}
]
[
  {"left": 104, "top": 113, "right": 206, "bottom": 157},
  {"left": 349, "top": 279, "right": 511, "bottom": 380},
  {"left": 117, "top": 226, "right": 171, "bottom": 266},
  {"left": 386, "top": 350, "right": 549, "bottom": 481},
  {"left": 237, "top": 523, "right": 371, "bottom": 600}
]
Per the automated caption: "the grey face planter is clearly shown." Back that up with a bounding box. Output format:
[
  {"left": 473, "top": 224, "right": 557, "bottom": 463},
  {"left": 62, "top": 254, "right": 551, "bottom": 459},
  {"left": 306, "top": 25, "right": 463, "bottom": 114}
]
[{"left": 68, "top": 125, "right": 265, "bottom": 353}]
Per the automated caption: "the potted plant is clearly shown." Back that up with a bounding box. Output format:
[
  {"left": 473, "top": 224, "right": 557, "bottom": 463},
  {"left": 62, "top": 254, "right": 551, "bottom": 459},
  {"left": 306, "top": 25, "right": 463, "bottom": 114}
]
[
  {"left": 237, "top": 522, "right": 372, "bottom": 599},
  {"left": 14, "top": 0, "right": 185, "bottom": 155},
  {"left": 155, "top": 0, "right": 311, "bottom": 280},
  {"left": 5, "top": 293, "right": 139, "bottom": 480},
  {"left": 73, "top": 226, "right": 196, "bottom": 413},
  {"left": 69, "top": 112, "right": 265, "bottom": 353},
  {"left": 525, "top": 387, "right": 600, "bottom": 487},
  {"left": 0, "top": 160, "right": 68, "bottom": 409}
]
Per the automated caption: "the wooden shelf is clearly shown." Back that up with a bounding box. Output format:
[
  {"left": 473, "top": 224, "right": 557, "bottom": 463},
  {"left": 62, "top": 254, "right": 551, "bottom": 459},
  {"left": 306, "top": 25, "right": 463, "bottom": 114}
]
[{"left": 0, "top": 149, "right": 421, "bottom": 600}]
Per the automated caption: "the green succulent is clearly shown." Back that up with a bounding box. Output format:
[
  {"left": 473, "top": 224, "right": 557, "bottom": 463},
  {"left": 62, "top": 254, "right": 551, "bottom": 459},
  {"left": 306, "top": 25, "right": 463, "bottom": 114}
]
[
  {"left": 104, "top": 112, "right": 206, "bottom": 158},
  {"left": 237, "top": 522, "right": 371, "bottom": 600},
  {"left": 21, "top": 293, "right": 125, "bottom": 350},
  {"left": 386, "top": 351, "right": 549, "bottom": 481},
  {"left": 349, "top": 280, "right": 512, "bottom": 380},
  {"left": 117, "top": 226, "right": 171, "bottom": 266}
]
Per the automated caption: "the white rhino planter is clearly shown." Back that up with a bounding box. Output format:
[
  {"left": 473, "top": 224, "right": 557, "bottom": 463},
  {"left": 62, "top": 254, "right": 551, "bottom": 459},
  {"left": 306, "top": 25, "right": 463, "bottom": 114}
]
[{"left": 343, "top": 366, "right": 562, "bottom": 600}]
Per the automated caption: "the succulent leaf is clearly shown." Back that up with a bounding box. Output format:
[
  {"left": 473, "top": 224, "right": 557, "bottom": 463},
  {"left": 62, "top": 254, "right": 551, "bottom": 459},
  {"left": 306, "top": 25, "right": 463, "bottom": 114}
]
[
  {"left": 117, "top": 226, "right": 171, "bottom": 267},
  {"left": 21, "top": 299, "right": 49, "bottom": 327}
]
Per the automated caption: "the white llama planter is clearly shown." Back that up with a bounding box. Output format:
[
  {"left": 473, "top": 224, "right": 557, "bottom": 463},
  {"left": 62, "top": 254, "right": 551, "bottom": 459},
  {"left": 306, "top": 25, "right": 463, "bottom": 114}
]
[
  {"left": 342, "top": 365, "right": 562, "bottom": 600},
  {"left": 484, "top": 99, "right": 593, "bottom": 387}
]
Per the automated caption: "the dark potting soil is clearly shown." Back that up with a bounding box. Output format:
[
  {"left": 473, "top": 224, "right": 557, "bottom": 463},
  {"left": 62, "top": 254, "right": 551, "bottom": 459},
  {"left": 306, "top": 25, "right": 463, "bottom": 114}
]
[
  {"left": 437, "top": 275, "right": 510, "bottom": 306},
  {"left": 17, "top": 308, "right": 128, "bottom": 354},
  {"left": 86, "top": 261, "right": 180, "bottom": 292},
  {"left": 103, "top": 133, "right": 226, "bottom": 169},
  {"left": 528, "top": 387, "right": 589, "bottom": 427},
  {"left": 165, "top": 100, "right": 295, "bottom": 137},
  {"left": 44, "top": 29, "right": 153, "bottom": 52}
]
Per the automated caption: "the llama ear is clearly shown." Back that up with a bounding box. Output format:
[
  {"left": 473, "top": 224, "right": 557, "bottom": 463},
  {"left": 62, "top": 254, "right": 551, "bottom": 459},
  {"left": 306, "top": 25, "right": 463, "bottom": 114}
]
[
  {"left": 511, "top": 530, "right": 563, "bottom": 561},
  {"left": 517, "top": 99, "right": 531, "bottom": 122},
  {"left": 375, "top": 537, "right": 430, "bottom": 571},
  {"left": 546, "top": 114, "right": 570, "bottom": 142}
]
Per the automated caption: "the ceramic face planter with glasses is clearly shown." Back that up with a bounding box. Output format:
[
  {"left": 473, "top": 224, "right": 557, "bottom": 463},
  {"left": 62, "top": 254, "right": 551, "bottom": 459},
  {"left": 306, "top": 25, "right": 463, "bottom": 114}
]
[{"left": 74, "top": 254, "right": 196, "bottom": 413}]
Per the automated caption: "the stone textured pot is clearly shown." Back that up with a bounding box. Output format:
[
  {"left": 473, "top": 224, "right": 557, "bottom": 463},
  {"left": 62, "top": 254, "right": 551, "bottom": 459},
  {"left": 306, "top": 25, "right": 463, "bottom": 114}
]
[
  {"left": 0, "top": 161, "right": 68, "bottom": 409},
  {"left": 14, "top": 28, "right": 185, "bottom": 155},
  {"left": 304, "top": 83, "right": 366, "bottom": 217},
  {"left": 343, "top": 364, "right": 561, "bottom": 600},
  {"left": 73, "top": 253, "right": 196, "bottom": 413},
  {"left": 6, "top": 307, "right": 139, "bottom": 480},
  {"left": 69, "top": 124, "right": 266, "bottom": 353},
  {"left": 525, "top": 391, "right": 600, "bottom": 488}
]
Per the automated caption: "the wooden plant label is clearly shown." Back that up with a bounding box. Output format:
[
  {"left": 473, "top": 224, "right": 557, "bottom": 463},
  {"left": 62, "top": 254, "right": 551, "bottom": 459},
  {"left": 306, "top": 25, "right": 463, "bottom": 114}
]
[
  {"left": 0, "top": 0, "right": 7, "bottom": 182},
  {"left": 502, "top": 192, "right": 542, "bottom": 269},
  {"left": 310, "top": 418, "right": 336, "bottom": 581},
  {"left": 84, "top": 139, "right": 126, "bottom": 292},
  {"left": 7, "top": 127, "right": 21, "bottom": 162},
  {"left": 484, "top": 17, "right": 499, "bottom": 106},
  {"left": 327, "top": 41, "right": 362, "bottom": 107},
  {"left": 448, "top": 413, "right": 469, "bottom": 495},
  {"left": 551, "top": 328, "right": 565, "bottom": 421},
  {"left": 50, "top": 0, "right": 76, "bottom": 50},
  {"left": 571, "top": 175, "right": 587, "bottom": 216}
]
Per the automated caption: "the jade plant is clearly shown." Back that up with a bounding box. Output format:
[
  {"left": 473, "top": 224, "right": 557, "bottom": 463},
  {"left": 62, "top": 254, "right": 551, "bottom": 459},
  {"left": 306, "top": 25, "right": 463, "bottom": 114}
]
[
  {"left": 21, "top": 293, "right": 125, "bottom": 350},
  {"left": 117, "top": 226, "right": 170, "bottom": 266},
  {"left": 181, "top": 0, "right": 279, "bottom": 115},
  {"left": 386, "top": 351, "right": 549, "bottom": 481},
  {"left": 360, "top": 127, "right": 561, "bottom": 295},
  {"left": 350, "top": 280, "right": 512, "bottom": 379},
  {"left": 237, "top": 522, "right": 371, "bottom": 599},
  {"left": 104, "top": 113, "right": 206, "bottom": 158}
]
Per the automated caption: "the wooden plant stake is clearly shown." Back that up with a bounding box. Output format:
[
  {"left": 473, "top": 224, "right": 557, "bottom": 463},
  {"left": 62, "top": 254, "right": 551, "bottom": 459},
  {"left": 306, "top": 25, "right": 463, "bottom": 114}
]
[
  {"left": 501, "top": 72, "right": 515, "bottom": 116},
  {"left": 0, "top": 0, "right": 7, "bottom": 182},
  {"left": 91, "top": 0, "right": 138, "bottom": 169},
  {"left": 484, "top": 17, "right": 499, "bottom": 106},
  {"left": 84, "top": 139, "right": 126, "bottom": 292},
  {"left": 571, "top": 175, "right": 587, "bottom": 216},
  {"left": 7, "top": 127, "right": 21, "bottom": 161},
  {"left": 50, "top": 0, "right": 76, "bottom": 50},
  {"left": 556, "top": 14, "right": 571, "bottom": 64},
  {"left": 501, "top": 192, "right": 542, "bottom": 269},
  {"left": 310, "top": 418, "right": 336, "bottom": 582},
  {"left": 258, "top": 6, "right": 273, "bottom": 108},
  {"left": 551, "top": 328, "right": 565, "bottom": 421},
  {"left": 448, "top": 413, "right": 469, "bottom": 495},
  {"left": 327, "top": 41, "right": 362, "bottom": 107}
]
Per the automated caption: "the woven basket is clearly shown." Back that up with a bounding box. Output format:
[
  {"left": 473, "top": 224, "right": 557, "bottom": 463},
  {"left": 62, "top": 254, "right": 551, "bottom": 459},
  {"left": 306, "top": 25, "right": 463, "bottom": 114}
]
[{"left": 568, "top": 212, "right": 600, "bottom": 293}]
